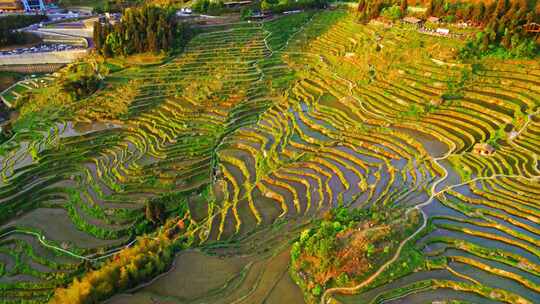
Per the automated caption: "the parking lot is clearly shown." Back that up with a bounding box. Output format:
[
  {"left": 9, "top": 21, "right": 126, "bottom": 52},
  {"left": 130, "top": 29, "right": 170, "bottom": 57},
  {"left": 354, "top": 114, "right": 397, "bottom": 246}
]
[{"left": 0, "top": 43, "right": 82, "bottom": 56}]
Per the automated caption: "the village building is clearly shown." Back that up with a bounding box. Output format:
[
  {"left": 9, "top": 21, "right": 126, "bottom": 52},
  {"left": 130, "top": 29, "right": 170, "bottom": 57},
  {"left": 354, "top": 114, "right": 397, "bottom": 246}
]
[
  {"left": 427, "top": 16, "right": 440, "bottom": 23},
  {"left": 430, "top": 97, "right": 443, "bottom": 106},
  {"left": 436, "top": 28, "right": 450, "bottom": 35},
  {"left": 402, "top": 16, "right": 424, "bottom": 27},
  {"left": 0, "top": 0, "right": 22, "bottom": 11},
  {"left": 524, "top": 22, "right": 540, "bottom": 33},
  {"left": 473, "top": 143, "right": 495, "bottom": 156},
  {"left": 1, "top": 0, "right": 46, "bottom": 11}
]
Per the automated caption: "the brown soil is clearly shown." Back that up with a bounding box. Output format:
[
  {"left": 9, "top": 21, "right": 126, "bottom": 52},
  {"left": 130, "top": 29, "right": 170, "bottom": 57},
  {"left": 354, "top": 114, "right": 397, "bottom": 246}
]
[{"left": 0, "top": 75, "right": 19, "bottom": 92}]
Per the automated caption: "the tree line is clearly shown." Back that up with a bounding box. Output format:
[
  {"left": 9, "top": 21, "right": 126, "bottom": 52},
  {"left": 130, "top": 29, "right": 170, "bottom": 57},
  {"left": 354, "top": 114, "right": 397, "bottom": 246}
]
[
  {"left": 0, "top": 14, "right": 47, "bottom": 47},
  {"left": 192, "top": 0, "right": 329, "bottom": 15},
  {"left": 260, "top": 0, "right": 329, "bottom": 13},
  {"left": 50, "top": 199, "right": 191, "bottom": 304},
  {"left": 50, "top": 233, "right": 179, "bottom": 304},
  {"left": 93, "top": 5, "right": 191, "bottom": 57}
]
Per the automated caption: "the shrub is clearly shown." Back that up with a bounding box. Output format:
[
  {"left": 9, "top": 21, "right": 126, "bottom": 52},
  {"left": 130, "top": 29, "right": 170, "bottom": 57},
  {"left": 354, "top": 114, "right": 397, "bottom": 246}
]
[
  {"left": 381, "top": 5, "right": 403, "bottom": 21},
  {"left": 193, "top": 0, "right": 225, "bottom": 14}
]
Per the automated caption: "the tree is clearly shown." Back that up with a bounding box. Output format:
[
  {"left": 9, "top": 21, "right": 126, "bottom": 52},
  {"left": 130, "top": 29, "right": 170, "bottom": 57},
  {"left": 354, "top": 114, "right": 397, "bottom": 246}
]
[
  {"left": 145, "top": 199, "right": 166, "bottom": 224},
  {"left": 93, "top": 21, "right": 103, "bottom": 51},
  {"left": 493, "top": 0, "right": 508, "bottom": 20},
  {"left": 382, "top": 5, "right": 403, "bottom": 21},
  {"left": 147, "top": 26, "right": 158, "bottom": 53},
  {"left": 510, "top": 32, "right": 522, "bottom": 49},
  {"left": 425, "top": 0, "right": 434, "bottom": 17},
  {"left": 366, "top": 243, "right": 375, "bottom": 257},
  {"left": 358, "top": 0, "right": 366, "bottom": 13},
  {"left": 472, "top": 2, "right": 485, "bottom": 24},
  {"left": 433, "top": 0, "right": 445, "bottom": 16},
  {"left": 105, "top": 32, "right": 122, "bottom": 56},
  {"left": 369, "top": 0, "right": 384, "bottom": 19},
  {"left": 400, "top": 0, "right": 408, "bottom": 15},
  {"left": 484, "top": 1, "right": 497, "bottom": 21},
  {"left": 261, "top": 0, "right": 272, "bottom": 11},
  {"left": 480, "top": 32, "right": 490, "bottom": 51},
  {"left": 461, "top": 4, "right": 472, "bottom": 21},
  {"left": 501, "top": 30, "right": 512, "bottom": 49}
]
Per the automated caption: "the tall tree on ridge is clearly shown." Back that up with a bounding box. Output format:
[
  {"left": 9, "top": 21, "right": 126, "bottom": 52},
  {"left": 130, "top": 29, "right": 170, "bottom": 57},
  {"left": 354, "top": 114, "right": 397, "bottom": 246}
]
[{"left": 400, "top": 0, "right": 408, "bottom": 15}]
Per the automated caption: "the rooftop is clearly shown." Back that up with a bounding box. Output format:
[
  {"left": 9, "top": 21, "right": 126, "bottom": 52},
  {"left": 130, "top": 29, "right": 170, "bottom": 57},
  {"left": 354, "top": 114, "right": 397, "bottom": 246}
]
[
  {"left": 473, "top": 143, "right": 495, "bottom": 155},
  {"left": 403, "top": 16, "right": 422, "bottom": 24}
]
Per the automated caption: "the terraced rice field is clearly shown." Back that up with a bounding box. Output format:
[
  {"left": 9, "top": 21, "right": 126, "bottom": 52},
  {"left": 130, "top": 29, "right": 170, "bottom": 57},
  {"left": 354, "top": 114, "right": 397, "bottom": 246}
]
[
  {"left": 0, "top": 8, "right": 539, "bottom": 303},
  {"left": 0, "top": 76, "right": 54, "bottom": 106}
]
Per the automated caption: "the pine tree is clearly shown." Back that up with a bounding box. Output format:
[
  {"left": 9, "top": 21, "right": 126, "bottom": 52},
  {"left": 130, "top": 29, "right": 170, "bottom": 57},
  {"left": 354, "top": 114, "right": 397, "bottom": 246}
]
[
  {"left": 484, "top": 2, "right": 497, "bottom": 22},
  {"left": 525, "top": 12, "right": 534, "bottom": 24},
  {"left": 501, "top": 30, "right": 511, "bottom": 48},
  {"left": 400, "top": 0, "right": 408, "bottom": 15},
  {"left": 481, "top": 32, "right": 490, "bottom": 51},
  {"left": 433, "top": 0, "right": 444, "bottom": 16},
  {"left": 147, "top": 26, "right": 158, "bottom": 53},
  {"left": 93, "top": 21, "right": 102, "bottom": 53},
  {"left": 357, "top": 0, "right": 366, "bottom": 13},
  {"left": 473, "top": 2, "right": 486, "bottom": 24},
  {"left": 462, "top": 5, "right": 473, "bottom": 21},
  {"left": 510, "top": 32, "right": 521, "bottom": 49},
  {"left": 493, "top": 0, "right": 508, "bottom": 20},
  {"left": 425, "top": 0, "right": 434, "bottom": 17},
  {"left": 370, "top": 0, "right": 383, "bottom": 19}
]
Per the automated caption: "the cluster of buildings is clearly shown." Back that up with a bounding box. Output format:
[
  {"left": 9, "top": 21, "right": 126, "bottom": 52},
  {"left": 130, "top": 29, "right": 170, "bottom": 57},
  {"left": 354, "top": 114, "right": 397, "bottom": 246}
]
[
  {"left": 0, "top": 0, "right": 53, "bottom": 13},
  {"left": 402, "top": 16, "right": 453, "bottom": 37}
]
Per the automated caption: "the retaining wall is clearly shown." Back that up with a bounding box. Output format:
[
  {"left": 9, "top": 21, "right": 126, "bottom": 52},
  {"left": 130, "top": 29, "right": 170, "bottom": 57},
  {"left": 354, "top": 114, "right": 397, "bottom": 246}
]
[
  {"left": 0, "top": 49, "right": 88, "bottom": 66},
  {"left": 0, "top": 63, "right": 65, "bottom": 73}
]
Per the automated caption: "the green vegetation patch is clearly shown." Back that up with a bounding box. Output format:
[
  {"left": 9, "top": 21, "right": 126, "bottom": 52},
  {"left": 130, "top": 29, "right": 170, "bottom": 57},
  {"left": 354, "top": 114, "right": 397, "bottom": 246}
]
[{"left": 290, "top": 206, "right": 421, "bottom": 303}]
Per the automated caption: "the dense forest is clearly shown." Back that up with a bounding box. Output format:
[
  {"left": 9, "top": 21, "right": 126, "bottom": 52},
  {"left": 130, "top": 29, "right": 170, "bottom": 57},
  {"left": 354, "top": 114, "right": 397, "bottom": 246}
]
[
  {"left": 93, "top": 5, "right": 191, "bottom": 57},
  {"left": 0, "top": 15, "right": 47, "bottom": 48}
]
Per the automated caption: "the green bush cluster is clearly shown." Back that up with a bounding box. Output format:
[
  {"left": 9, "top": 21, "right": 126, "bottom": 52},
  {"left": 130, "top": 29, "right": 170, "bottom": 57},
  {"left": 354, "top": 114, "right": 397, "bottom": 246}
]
[
  {"left": 192, "top": 0, "right": 226, "bottom": 14},
  {"left": 357, "top": 0, "right": 407, "bottom": 22}
]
